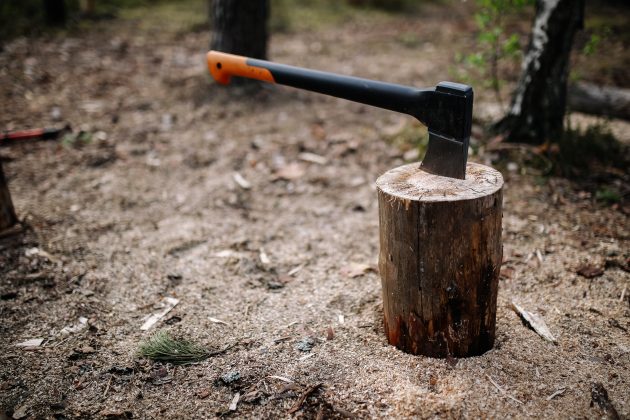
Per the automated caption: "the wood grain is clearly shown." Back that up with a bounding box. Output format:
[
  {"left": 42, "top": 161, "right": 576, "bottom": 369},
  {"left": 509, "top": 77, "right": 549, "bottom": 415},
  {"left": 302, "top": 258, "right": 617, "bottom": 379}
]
[{"left": 377, "top": 163, "right": 504, "bottom": 357}]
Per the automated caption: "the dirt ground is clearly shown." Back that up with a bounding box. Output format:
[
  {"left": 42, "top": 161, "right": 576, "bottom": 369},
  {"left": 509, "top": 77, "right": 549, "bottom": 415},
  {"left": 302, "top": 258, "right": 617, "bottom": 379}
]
[{"left": 1, "top": 2, "right": 629, "bottom": 419}]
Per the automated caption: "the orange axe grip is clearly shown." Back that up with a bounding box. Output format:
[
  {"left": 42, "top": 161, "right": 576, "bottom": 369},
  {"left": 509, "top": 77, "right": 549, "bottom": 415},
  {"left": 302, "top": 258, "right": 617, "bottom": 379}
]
[{"left": 207, "top": 51, "right": 275, "bottom": 85}]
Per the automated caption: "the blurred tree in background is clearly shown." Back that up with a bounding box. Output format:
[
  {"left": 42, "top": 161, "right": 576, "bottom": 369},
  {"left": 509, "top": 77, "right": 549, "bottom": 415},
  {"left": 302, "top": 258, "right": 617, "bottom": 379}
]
[
  {"left": 210, "top": 0, "right": 269, "bottom": 59},
  {"left": 494, "top": 0, "right": 585, "bottom": 144}
]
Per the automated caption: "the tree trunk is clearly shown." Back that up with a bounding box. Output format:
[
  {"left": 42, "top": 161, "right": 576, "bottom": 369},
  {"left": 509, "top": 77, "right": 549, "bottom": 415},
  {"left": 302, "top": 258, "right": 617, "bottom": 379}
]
[
  {"left": 494, "top": 0, "right": 584, "bottom": 144},
  {"left": 210, "top": 0, "right": 269, "bottom": 59},
  {"left": 377, "top": 163, "right": 503, "bottom": 358},
  {"left": 568, "top": 82, "right": 630, "bottom": 121},
  {"left": 0, "top": 161, "right": 18, "bottom": 232},
  {"left": 44, "top": 0, "right": 67, "bottom": 26}
]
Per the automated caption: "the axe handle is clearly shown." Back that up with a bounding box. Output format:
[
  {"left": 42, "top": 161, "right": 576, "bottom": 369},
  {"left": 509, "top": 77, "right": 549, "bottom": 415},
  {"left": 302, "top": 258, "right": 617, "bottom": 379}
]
[
  {"left": 0, "top": 127, "right": 62, "bottom": 144},
  {"left": 207, "top": 51, "right": 432, "bottom": 120}
]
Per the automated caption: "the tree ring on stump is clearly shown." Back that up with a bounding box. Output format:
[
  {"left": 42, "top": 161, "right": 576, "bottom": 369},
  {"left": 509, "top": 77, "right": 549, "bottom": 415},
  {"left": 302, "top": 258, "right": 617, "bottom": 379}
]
[{"left": 376, "top": 162, "right": 504, "bottom": 358}]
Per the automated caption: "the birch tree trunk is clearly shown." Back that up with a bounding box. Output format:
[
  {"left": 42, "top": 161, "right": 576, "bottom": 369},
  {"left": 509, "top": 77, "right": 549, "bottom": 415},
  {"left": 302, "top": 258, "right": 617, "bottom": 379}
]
[{"left": 494, "top": 0, "right": 584, "bottom": 144}]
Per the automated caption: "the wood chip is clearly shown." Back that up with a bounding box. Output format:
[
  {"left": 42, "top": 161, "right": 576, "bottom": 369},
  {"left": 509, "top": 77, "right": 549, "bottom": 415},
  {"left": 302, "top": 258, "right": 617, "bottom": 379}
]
[
  {"left": 298, "top": 152, "right": 328, "bottom": 165},
  {"left": 213, "top": 250, "right": 238, "bottom": 258},
  {"left": 287, "top": 264, "right": 305, "bottom": 276},
  {"left": 547, "top": 387, "right": 566, "bottom": 400},
  {"left": 229, "top": 392, "right": 240, "bottom": 411},
  {"left": 233, "top": 172, "right": 251, "bottom": 190},
  {"left": 274, "top": 163, "right": 305, "bottom": 181},
  {"left": 268, "top": 375, "right": 293, "bottom": 383},
  {"left": 511, "top": 301, "right": 557, "bottom": 343},
  {"left": 288, "top": 383, "right": 322, "bottom": 414},
  {"left": 208, "top": 317, "right": 228, "bottom": 325},
  {"left": 140, "top": 297, "right": 179, "bottom": 331},
  {"left": 259, "top": 248, "right": 271, "bottom": 265},
  {"left": 15, "top": 338, "right": 44, "bottom": 348}
]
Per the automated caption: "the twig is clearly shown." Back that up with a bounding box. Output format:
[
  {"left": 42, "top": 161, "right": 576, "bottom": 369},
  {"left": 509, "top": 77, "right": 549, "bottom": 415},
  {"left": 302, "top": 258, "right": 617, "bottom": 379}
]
[
  {"left": 620, "top": 286, "right": 626, "bottom": 303},
  {"left": 208, "top": 342, "right": 238, "bottom": 357},
  {"left": 103, "top": 375, "right": 113, "bottom": 398},
  {"left": 546, "top": 388, "right": 566, "bottom": 401},
  {"left": 485, "top": 374, "right": 523, "bottom": 405},
  {"left": 288, "top": 383, "right": 322, "bottom": 414}
]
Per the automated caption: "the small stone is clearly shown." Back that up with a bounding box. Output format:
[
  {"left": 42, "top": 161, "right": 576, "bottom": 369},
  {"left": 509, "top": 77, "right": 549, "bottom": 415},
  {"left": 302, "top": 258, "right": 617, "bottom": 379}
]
[
  {"left": 221, "top": 370, "right": 240, "bottom": 384},
  {"left": 296, "top": 337, "right": 315, "bottom": 352}
]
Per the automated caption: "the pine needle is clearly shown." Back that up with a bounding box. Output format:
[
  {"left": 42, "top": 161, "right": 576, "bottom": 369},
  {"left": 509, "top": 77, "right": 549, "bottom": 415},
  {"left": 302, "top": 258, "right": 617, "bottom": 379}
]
[{"left": 138, "top": 330, "right": 209, "bottom": 365}]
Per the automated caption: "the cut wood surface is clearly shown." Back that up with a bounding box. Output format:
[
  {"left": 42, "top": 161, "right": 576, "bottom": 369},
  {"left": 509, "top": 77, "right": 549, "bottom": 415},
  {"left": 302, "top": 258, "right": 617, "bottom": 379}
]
[{"left": 377, "top": 162, "right": 504, "bottom": 358}]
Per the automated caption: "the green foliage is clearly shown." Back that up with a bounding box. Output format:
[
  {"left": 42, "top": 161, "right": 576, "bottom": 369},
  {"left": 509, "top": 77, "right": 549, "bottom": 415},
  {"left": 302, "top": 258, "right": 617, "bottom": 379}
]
[
  {"left": 456, "top": 0, "right": 533, "bottom": 105},
  {"left": 595, "top": 187, "right": 621, "bottom": 204},
  {"left": 138, "top": 330, "right": 209, "bottom": 365},
  {"left": 582, "top": 25, "right": 611, "bottom": 56}
]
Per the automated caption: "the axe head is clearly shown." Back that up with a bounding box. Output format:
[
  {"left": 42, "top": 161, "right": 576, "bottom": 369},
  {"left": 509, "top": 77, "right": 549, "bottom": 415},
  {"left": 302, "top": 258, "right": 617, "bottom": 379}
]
[{"left": 417, "top": 82, "right": 473, "bottom": 180}]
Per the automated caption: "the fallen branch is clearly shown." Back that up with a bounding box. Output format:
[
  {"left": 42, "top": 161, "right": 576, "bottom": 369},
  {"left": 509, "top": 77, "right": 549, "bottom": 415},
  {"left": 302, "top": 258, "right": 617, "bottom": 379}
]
[
  {"left": 569, "top": 82, "right": 630, "bottom": 121},
  {"left": 485, "top": 374, "right": 523, "bottom": 405}
]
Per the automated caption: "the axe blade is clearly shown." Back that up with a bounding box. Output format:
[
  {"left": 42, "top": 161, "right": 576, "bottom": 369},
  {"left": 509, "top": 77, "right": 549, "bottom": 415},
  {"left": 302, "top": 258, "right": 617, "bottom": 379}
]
[{"left": 420, "top": 131, "right": 468, "bottom": 180}]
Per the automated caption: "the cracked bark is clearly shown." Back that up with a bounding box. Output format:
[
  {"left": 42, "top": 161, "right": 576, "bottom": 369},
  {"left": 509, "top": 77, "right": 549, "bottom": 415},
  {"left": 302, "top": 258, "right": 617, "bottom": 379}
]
[{"left": 377, "top": 163, "right": 503, "bottom": 358}]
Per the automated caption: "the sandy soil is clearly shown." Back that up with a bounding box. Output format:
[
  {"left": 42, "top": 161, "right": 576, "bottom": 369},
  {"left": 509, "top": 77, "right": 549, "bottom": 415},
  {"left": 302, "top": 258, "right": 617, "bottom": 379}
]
[{"left": 1, "top": 3, "right": 629, "bottom": 419}]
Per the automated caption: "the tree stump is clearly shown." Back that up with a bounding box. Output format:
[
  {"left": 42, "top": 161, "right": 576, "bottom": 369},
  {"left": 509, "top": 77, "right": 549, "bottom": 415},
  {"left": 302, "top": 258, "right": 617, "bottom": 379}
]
[{"left": 377, "top": 162, "right": 503, "bottom": 358}]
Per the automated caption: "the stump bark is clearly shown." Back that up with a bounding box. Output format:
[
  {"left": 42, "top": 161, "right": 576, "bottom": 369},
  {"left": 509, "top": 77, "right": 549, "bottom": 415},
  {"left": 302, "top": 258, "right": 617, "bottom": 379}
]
[{"left": 377, "top": 162, "right": 504, "bottom": 358}]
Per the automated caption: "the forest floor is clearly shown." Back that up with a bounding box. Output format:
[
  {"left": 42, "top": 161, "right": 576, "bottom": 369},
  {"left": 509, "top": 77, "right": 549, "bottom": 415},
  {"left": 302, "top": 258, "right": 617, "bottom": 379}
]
[{"left": 1, "top": 1, "right": 629, "bottom": 419}]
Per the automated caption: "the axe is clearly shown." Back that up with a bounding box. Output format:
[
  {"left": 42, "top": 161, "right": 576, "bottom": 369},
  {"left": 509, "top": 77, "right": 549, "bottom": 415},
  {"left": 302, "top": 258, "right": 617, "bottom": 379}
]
[{"left": 207, "top": 51, "right": 472, "bottom": 179}]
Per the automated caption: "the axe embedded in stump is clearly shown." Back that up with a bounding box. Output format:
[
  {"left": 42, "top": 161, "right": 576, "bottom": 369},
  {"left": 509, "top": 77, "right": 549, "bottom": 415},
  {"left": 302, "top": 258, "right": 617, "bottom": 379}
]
[{"left": 207, "top": 51, "right": 503, "bottom": 358}]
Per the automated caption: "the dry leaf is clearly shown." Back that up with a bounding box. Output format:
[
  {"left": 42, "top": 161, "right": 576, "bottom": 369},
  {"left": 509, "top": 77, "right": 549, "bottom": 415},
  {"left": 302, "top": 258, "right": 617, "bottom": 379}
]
[
  {"left": 500, "top": 266, "right": 515, "bottom": 279},
  {"left": 340, "top": 262, "right": 375, "bottom": 278},
  {"left": 298, "top": 152, "right": 328, "bottom": 165},
  {"left": 274, "top": 163, "right": 305, "bottom": 181},
  {"left": 15, "top": 338, "right": 44, "bottom": 348},
  {"left": 511, "top": 301, "right": 556, "bottom": 343},
  {"left": 576, "top": 264, "right": 604, "bottom": 279}
]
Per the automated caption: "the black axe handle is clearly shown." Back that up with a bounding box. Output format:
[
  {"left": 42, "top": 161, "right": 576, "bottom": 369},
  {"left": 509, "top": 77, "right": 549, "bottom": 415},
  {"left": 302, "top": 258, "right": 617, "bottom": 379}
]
[{"left": 207, "top": 51, "right": 472, "bottom": 179}]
